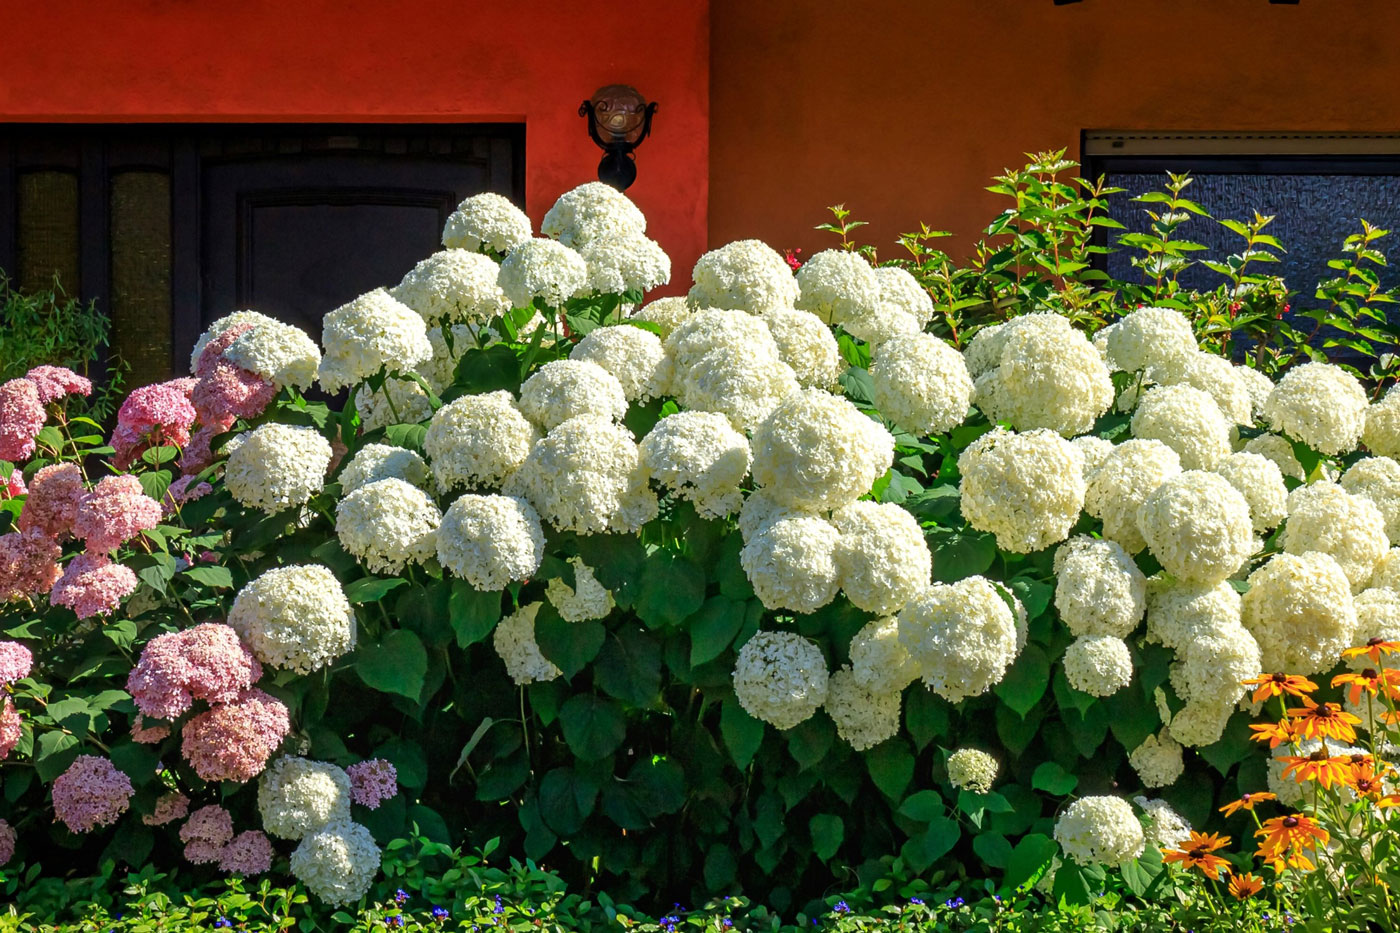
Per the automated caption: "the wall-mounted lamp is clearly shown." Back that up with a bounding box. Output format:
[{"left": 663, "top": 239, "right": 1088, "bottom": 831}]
[{"left": 580, "top": 85, "right": 657, "bottom": 191}]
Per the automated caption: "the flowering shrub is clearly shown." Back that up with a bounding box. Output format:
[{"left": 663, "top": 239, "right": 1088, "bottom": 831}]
[{"left": 5, "top": 156, "right": 1400, "bottom": 917}]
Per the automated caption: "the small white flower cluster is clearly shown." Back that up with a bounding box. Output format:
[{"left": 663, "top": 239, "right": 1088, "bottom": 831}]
[
  {"left": 1128, "top": 730, "right": 1185, "bottom": 788},
  {"left": 1242, "top": 550, "right": 1357, "bottom": 674},
  {"left": 1150, "top": 351, "right": 1254, "bottom": 426},
  {"left": 760, "top": 309, "right": 844, "bottom": 390},
  {"left": 1364, "top": 385, "right": 1400, "bottom": 458},
  {"left": 973, "top": 314, "right": 1113, "bottom": 437},
  {"left": 870, "top": 333, "right": 974, "bottom": 438},
  {"left": 1281, "top": 482, "right": 1388, "bottom": 590},
  {"left": 544, "top": 557, "right": 615, "bottom": 622},
  {"left": 1135, "top": 796, "right": 1192, "bottom": 849},
  {"left": 1262, "top": 361, "right": 1367, "bottom": 456},
  {"left": 229, "top": 565, "right": 357, "bottom": 675},
  {"left": 1100, "top": 306, "right": 1197, "bottom": 375},
  {"left": 848, "top": 617, "right": 921, "bottom": 695},
  {"left": 505, "top": 416, "right": 658, "bottom": 534},
  {"left": 873, "top": 266, "right": 935, "bottom": 329},
  {"left": 335, "top": 478, "right": 441, "bottom": 574},
  {"left": 824, "top": 666, "right": 901, "bottom": 750},
  {"left": 1341, "top": 456, "right": 1400, "bottom": 544},
  {"left": 958, "top": 429, "right": 1085, "bottom": 554},
  {"left": 1053, "top": 536, "right": 1146, "bottom": 638},
  {"left": 224, "top": 318, "right": 322, "bottom": 389},
  {"left": 190, "top": 310, "right": 282, "bottom": 371},
  {"left": 1213, "top": 451, "right": 1287, "bottom": 532},
  {"left": 541, "top": 182, "right": 646, "bottom": 247},
  {"left": 1062, "top": 634, "right": 1133, "bottom": 697},
  {"left": 665, "top": 309, "right": 800, "bottom": 431},
  {"left": 226, "top": 424, "right": 333, "bottom": 514},
  {"left": 290, "top": 819, "right": 382, "bottom": 908},
  {"left": 258, "top": 756, "right": 351, "bottom": 840},
  {"left": 740, "top": 514, "right": 841, "bottom": 614},
  {"left": 518, "top": 359, "right": 628, "bottom": 430},
  {"left": 390, "top": 249, "right": 511, "bottom": 326},
  {"left": 578, "top": 235, "right": 671, "bottom": 295},
  {"left": 436, "top": 494, "right": 545, "bottom": 591},
  {"left": 638, "top": 411, "right": 752, "bottom": 519},
  {"left": 492, "top": 602, "right": 561, "bottom": 684},
  {"left": 354, "top": 378, "right": 435, "bottom": 431},
  {"left": 732, "top": 631, "right": 829, "bottom": 730},
  {"left": 425, "top": 391, "right": 538, "bottom": 491},
  {"left": 1084, "top": 440, "right": 1182, "bottom": 554},
  {"left": 831, "top": 500, "right": 932, "bottom": 616},
  {"left": 1129, "top": 384, "right": 1232, "bottom": 471},
  {"left": 1136, "top": 471, "right": 1254, "bottom": 585},
  {"left": 497, "top": 238, "right": 588, "bottom": 309},
  {"left": 570, "top": 326, "right": 673, "bottom": 403},
  {"left": 946, "top": 748, "right": 998, "bottom": 794},
  {"left": 1053, "top": 796, "right": 1146, "bottom": 866},
  {"left": 751, "top": 389, "right": 895, "bottom": 513},
  {"left": 629, "top": 296, "right": 691, "bottom": 337},
  {"left": 441, "top": 193, "right": 533, "bottom": 254},
  {"left": 688, "top": 240, "right": 798, "bottom": 314},
  {"left": 338, "top": 443, "right": 432, "bottom": 495},
  {"left": 1242, "top": 433, "right": 1307, "bottom": 481},
  {"left": 318, "top": 289, "right": 433, "bottom": 392},
  {"left": 897, "top": 576, "right": 1020, "bottom": 703},
  {"left": 795, "top": 249, "right": 880, "bottom": 331}
]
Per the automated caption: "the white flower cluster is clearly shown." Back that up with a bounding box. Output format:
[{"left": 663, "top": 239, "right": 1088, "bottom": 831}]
[
  {"left": 848, "top": 616, "right": 921, "bottom": 695},
  {"left": 492, "top": 603, "right": 561, "bottom": 684},
  {"left": 1129, "top": 384, "right": 1232, "bottom": 471},
  {"left": 1242, "top": 433, "right": 1307, "bottom": 481},
  {"left": 665, "top": 309, "right": 799, "bottom": 431},
  {"left": 870, "top": 333, "right": 974, "bottom": 437},
  {"left": 946, "top": 748, "right": 998, "bottom": 794},
  {"left": 441, "top": 193, "right": 533, "bottom": 254},
  {"left": 541, "top": 182, "right": 646, "bottom": 247},
  {"left": 1282, "top": 482, "right": 1388, "bottom": 590},
  {"left": 1053, "top": 796, "right": 1146, "bottom": 866},
  {"left": 229, "top": 565, "right": 356, "bottom": 675},
  {"left": 290, "top": 819, "right": 381, "bottom": 907},
  {"left": 795, "top": 249, "right": 880, "bottom": 330},
  {"left": 824, "top": 667, "right": 900, "bottom": 750},
  {"left": 425, "top": 391, "right": 538, "bottom": 491},
  {"left": 760, "top": 309, "right": 844, "bottom": 389},
  {"left": 226, "top": 424, "right": 333, "bottom": 514},
  {"left": 415, "top": 324, "right": 474, "bottom": 393},
  {"left": 518, "top": 359, "right": 628, "bottom": 430},
  {"left": 974, "top": 314, "right": 1113, "bottom": 437},
  {"left": 1341, "top": 456, "right": 1400, "bottom": 544},
  {"left": 338, "top": 443, "right": 432, "bottom": 495},
  {"left": 354, "top": 378, "right": 435, "bottom": 431},
  {"left": 570, "top": 325, "right": 673, "bottom": 402},
  {"left": 1053, "top": 536, "right": 1146, "bottom": 638},
  {"left": 1151, "top": 351, "right": 1253, "bottom": 426},
  {"left": 958, "top": 429, "right": 1085, "bottom": 554},
  {"left": 335, "top": 478, "right": 441, "bottom": 573},
  {"left": 1350, "top": 588, "right": 1400, "bottom": 670},
  {"left": 1137, "top": 471, "right": 1254, "bottom": 585},
  {"left": 638, "top": 411, "right": 751, "bottom": 518},
  {"left": 740, "top": 515, "right": 840, "bottom": 613},
  {"left": 1364, "top": 385, "right": 1400, "bottom": 458},
  {"left": 318, "top": 289, "right": 433, "bottom": 392},
  {"left": 831, "top": 500, "right": 932, "bottom": 615},
  {"left": 1242, "top": 551, "right": 1357, "bottom": 673},
  {"left": 390, "top": 249, "right": 511, "bottom": 325},
  {"left": 1213, "top": 451, "right": 1287, "bottom": 532},
  {"left": 1262, "top": 362, "right": 1367, "bottom": 456},
  {"left": 190, "top": 310, "right": 281, "bottom": 371},
  {"left": 1084, "top": 439, "right": 1182, "bottom": 553},
  {"left": 897, "top": 576, "right": 1020, "bottom": 702},
  {"left": 1063, "top": 634, "right": 1133, "bottom": 697},
  {"left": 505, "top": 416, "right": 657, "bottom": 534},
  {"left": 497, "top": 238, "right": 588, "bottom": 309},
  {"left": 1100, "top": 306, "right": 1198, "bottom": 375},
  {"left": 224, "top": 319, "right": 321, "bottom": 389},
  {"left": 873, "top": 266, "right": 934, "bottom": 328},
  {"left": 544, "top": 557, "right": 615, "bottom": 622},
  {"left": 578, "top": 235, "right": 671, "bottom": 295},
  {"left": 1129, "top": 731, "right": 1184, "bottom": 789},
  {"left": 436, "top": 494, "right": 545, "bottom": 591},
  {"left": 258, "top": 756, "right": 351, "bottom": 840},
  {"left": 732, "top": 631, "right": 829, "bottom": 730},
  {"left": 751, "top": 389, "right": 894, "bottom": 513},
  {"left": 1135, "top": 796, "right": 1192, "bottom": 850},
  {"left": 629, "top": 296, "right": 691, "bottom": 337},
  {"left": 688, "top": 240, "right": 798, "bottom": 314}
]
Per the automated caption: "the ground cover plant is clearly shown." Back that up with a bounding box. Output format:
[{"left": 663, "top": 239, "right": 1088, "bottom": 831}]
[{"left": 3, "top": 151, "right": 1400, "bottom": 928}]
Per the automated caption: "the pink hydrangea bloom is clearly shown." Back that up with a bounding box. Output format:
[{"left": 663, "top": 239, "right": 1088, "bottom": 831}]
[
  {"left": 127, "top": 622, "right": 262, "bottom": 721},
  {"left": 25, "top": 365, "right": 92, "bottom": 405},
  {"left": 130, "top": 714, "right": 171, "bottom": 744},
  {"left": 0, "top": 378, "right": 46, "bottom": 462},
  {"left": 52, "top": 755, "right": 134, "bottom": 833},
  {"left": 180, "top": 804, "right": 234, "bottom": 864},
  {"left": 162, "top": 475, "right": 213, "bottom": 515},
  {"left": 1, "top": 469, "right": 24, "bottom": 500},
  {"left": 1, "top": 697, "right": 21, "bottom": 760},
  {"left": 179, "top": 423, "right": 234, "bottom": 475},
  {"left": 0, "top": 642, "right": 33, "bottom": 685},
  {"left": 73, "top": 475, "right": 162, "bottom": 554},
  {"left": 0, "top": 818, "right": 14, "bottom": 866},
  {"left": 112, "top": 380, "right": 199, "bottom": 469},
  {"left": 142, "top": 791, "right": 190, "bottom": 826},
  {"left": 18, "top": 463, "right": 84, "bottom": 537},
  {"left": 181, "top": 688, "right": 290, "bottom": 783},
  {"left": 219, "top": 829, "right": 274, "bottom": 876},
  {"left": 192, "top": 360, "right": 276, "bottom": 426},
  {"left": 347, "top": 758, "right": 399, "bottom": 810},
  {"left": 0, "top": 530, "right": 62, "bottom": 601},
  {"left": 49, "top": 553, "right": 137, "bottom": 619}
]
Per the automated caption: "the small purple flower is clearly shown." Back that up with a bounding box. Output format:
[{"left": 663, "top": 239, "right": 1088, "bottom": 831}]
[
  {"left": 832, "top": 902, "right": 850, "bottom": 915},
  {"left": 722, "top": 920, "right": 733, "bottom": 930},
  {"left": 386, "top": 916, "right": 404, "bottom": 929},
  {"left": 494, "top": 895, "right": 504, "bottom": 915},
  {"left": 660, "top": 916, "right": 680, "bottom": 933},
  {"left": 909, "top": 897, "right": 924, "bottom": 906},
  {"left": 433, "top": 906, "right": 450, "bottom": 922},
  {"left": 213, "top": 919, "right": 232, "bottom": 930},
  {"left": 395, "top": 889, "right": 410, "bottom": 906}
]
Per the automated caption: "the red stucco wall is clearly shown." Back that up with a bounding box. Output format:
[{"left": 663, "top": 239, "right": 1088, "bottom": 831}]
[
  {"left": 0, "top": 0, "right": 709, "bottom": 284},
  {"left": 709, "top": 0, "right": 1400, "bottom": 260}
]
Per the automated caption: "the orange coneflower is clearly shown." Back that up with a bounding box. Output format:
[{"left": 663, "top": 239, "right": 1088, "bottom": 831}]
[
  {"left": 1227, "top": 872, "right": 1264, "bottom": 899},
  {"left": 1256, "top": 813, "right": 1329, "bottom": 859},
  {"left": 1278, "top": 750, "right": 1353, "bottom": 789},
  {"left": 1249, "top": 720, "right": 1296, "bottom": 748},
  {"left": 1286, "top": 697, "right": 1361, "bottom": 743},
  {"left": 1220, "top": 792, "right": 1277, "bottom": 817},
  {"left": 1342, "top": 638, "right": 1400, "bottom": 666},
  {"left": 1261, "top": 847, "right": 1317, "bottom": 873},
  {"left": 1347, "top": 760, "right": 1390, "bottom": 801},
  {"left": 1244, "top": 673, "right": 1319, "bottom": 704},
  {"left": 1333, "top": 668, "right": 1387, "bottom": 706},
  {"left": 1162, "top": 831, "right": 1233, "bottom": 880}
]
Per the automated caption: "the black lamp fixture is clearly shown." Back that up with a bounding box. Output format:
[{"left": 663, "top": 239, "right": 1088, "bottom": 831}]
[{"left": 580, "top": 84, "right": 657, "bottom": 191}]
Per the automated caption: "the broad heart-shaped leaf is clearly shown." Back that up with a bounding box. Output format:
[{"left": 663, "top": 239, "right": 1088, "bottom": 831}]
[
  {"left": 559, "top": 694, "right": 626, "bottom": 760},
  {"left": 899, "top": 817, "right": 960, "bottom": 874},
  {"left": 926, "top": 526, "right": 997, "bottom": 582},
  {"left": 355, "top": 629, "right": 428, "bottom": 700},
  {"left": 449, "top": 582, "right": 501, "bottom": 648},
  {"left": 786, "top": 713, "right": 834, "bottom": 771},
  {"left": 897, "top": 789, "right": 946, "bottom": 823},
  {"left": 34, "top": 731, "right": 80, "bottom": 782},
  {"left": 904, "top": 688, "right": 949, "bottom": 751},
  {"left": 452, "top": 343, "right": 522, "bottom": 395},
  {"left": 1196, "top": 710, "right": 1255, "bottom": 775},
  {"left": 181, "top": 564, "right": 233, "bottom": 589},
  {"left": 593, "top": 626, "right": 662, "bottom": 706},
  {"left": 344, "top": 576, "right": 408, "bottom": 605},
  {"left": 1119, "top": 845, "right": 1166, "bottom": 898},
  {"left": 537, "top": 767, "right": 600, "bottom": 836},
  {"left": 994, "top": 642, "right": 1051, "bottom": 716},
  {"left": 1002, "top": 833, "right": 1059, "bottom": 893},
  {"left": 1031, "top": 760, "right": 1079, "bottom": 796},
  {"left": 1053, "top": 858, "right": 1106, "bottom": 907},
  {"left": 633, "top": 552, "right": 705, "bottom": 628},
  {"left": 689, "top": 596, "right": 746, "bottom": 667},
  {"left": 972, "top": 831, "right": 1012, "bottom": 869},
  {"left": 534, "top": 604, "right": 605, "bottom": 680},
  {"left": 703, "top": 844, "right": 739, "bottom": 891},
  {"left": 720, "top": 697, "right": 764, "bottom": 769},
  {"left": 866, "top": 739, "right": 915, "bottom": 800},
  {"left": 137, "top": 469, "right": 173, "bottom": 503},
  {"left": 808, "top": 813, "right": 844, "bottom": 861},
  {"left": 627, "top": 755, "right": 685, "bottom": 818}
]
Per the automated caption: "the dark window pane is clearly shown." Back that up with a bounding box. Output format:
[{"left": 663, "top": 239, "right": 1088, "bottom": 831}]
[
  {"left": 17, "top": 170, "right": 80, "bottom": 294},
  {"left": 110, "top": 171, "right": 173, "bottom": 385}
]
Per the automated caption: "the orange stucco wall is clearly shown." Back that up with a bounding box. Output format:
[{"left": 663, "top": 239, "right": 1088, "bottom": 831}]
[
  {"left": 709, "top": 0, "right": 1400, "bottom": 259},
  {"left": 0, "top": 0, "right": 709, "bottom": 284}
]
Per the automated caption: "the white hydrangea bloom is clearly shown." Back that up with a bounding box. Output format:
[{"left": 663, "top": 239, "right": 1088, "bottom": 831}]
[
  {"left": 1102, "top": 307, "right": 1197, "bottom": 374},
  {"left": 873, "top": 266, "right": 934, "bottom": 327},
  {"left": 226, "top": 424, "right": 332, "bottom": 513},
  {"left": 870, "top": 333, "right": 974, "bottom": 437},
  {"left": 794, "top": 249, "right": 879, "bottom": 329},
  {"left": 1242, "top": 433, "right": 1307, "bottom": 482},
  {"left": 1170, "top": 622, "right": 1260, "bottom": 711},
  {"left": 1063, "top": 634, "right": 1133, "bottom": 697},
  {"left": 570, "top": 325, "right": 673, "bottom": 402},
  {"left": 1236, "top": 365, "right": 1276, "bottom": 421},
  {"left": 190, "top": 310, "right": 282, "bottom": 371},
  {"left": 849, "top": 616, "right": 921, "bottom": 695},
  {"left": 1242, "top": 551, "right": 1357, "bottom": 673},
  {"left": 1072, "top": 435, "right": 1114, "bottom": 479},
  {"left": 732, "top": 631, "right": 829, "bottom": 730},
  {"left": 389, "top": 250, "right": 511, "bottom": 327},
  {"left": 338, "top": 443, "right": 431, "bottom": 495},
  {"left": 497, "top": 238, "right": 588, "bottom": 309},
  {"left": 1129, "top": 384, "right": 1232, "bottom": 471},
  {"left": 413, "top": 324, "right": 474, "bottom": 393},
  {"left": 229, "top": 565, "right": 356, "bottom": 674},
  {"left": 1053, "top": 796, "right": 1146, "bottom": 866},
  {"left": 1364, "top": 385, "right": 1400, "bottom": 459},
  {"left": 897, "top": 576, "right": 1020, "bottom": 702},
  {"left": 544, "top": 557, "right": 614, "bottom": 622},
  {"left": 962, "top": 321, "right": 1011, "bottom": 379},
  {"left": 1341, "top": 456, "right": 1400, "bottom": 544},
  {"left": 751, "top": 388, "right": 895, "bottom": 512},
  {"left": 578, "top": 234, "right": 671, "bottom": 295},
  {"left": 289, "top": 819, "right": 381, "bottom": 907},
  {"left": 354, "top": 378, "right": 435, "bottom": 431},
  {"left": 831, "top": 500, "right": 932, "bottom": 615},
  {"left": 638, "top": 411, "right": 751, "bottom": 518},
  {"left": 1282, "top": 482, "right": 1388, "bottom": 590},
  {"left": 1213, "top": 451, "right": 1287, "bottom": 532},
  {"left": 628, "top": 296, "right": 691, "bottom": 338},
  {"left": 946, "top": 748, "right": 999, "bottom": 794},
  {"left": 736, "top": 487, "right": 810, "bottom": 543},
  {"left": 1347, "top": 588, "right": 1400, "bottom": 670},
  {"left": 1129, "top": 732, "right": 1184, "bottom": 789},
  {"left": 1262, "top": 362, "right": 1368, "bottom": 456},
  {"left": 258, "top": 757, "right": 352, "bottom": 840},
  {"left": 1052, "top": 536, "right": 1146, "bottom": 638},
  {"left": 541, "top": 182, "right": 646, "bottom": 248},
  {"left": 1145, "top": 578, "right": 1242, "bottom": 652},
  {"left": 957, "top": 428, "right": 1086, "bottom": 554},
  {"left": 759, "top": 308, "right": 844, "bottom": 389},
  {"left": 425, "top": 391, "right": 538, "bottom": 491},
  {"left": 224, "top": 319, "right": 321, "bottom": 389},
  {"left": 1370, "top": 548, "right": 1400, "bottom": 591},
  {"left": 843, "top": 303, "right": 922, "bottom": 348},
  {"left": 1137, "top": 471, "right": 1254, "bottom": 585},
  {"left": 518, "top": 359, "right": 628, "bottom": 430},
  {"left": 1085, "top": 439, "right": 1182, "bottom": 554},
  {"left": 442, "top": 192, "right": 532, "bottom": 254},
  {"left": 1167, "top": 700, "right": 1236, "bottom": 749},
  {"left": 1150, "top": 351, "right": 1253, "bottom": 426},
  {"left": 436, "top": 494, "right": 545, "bottom": 591},
  {"left": 740, "top": 514, "right": 841, "bottom": 614},
  {"left": 688, "top": 240, "right": 798, "bottom": 315},
  {"left": 335, "top": 478, "right": 441, "bottom": 574},
  {"left": 977, "top": 314, "right": 1114, "bottom": 437},
  {"left": 664, "top": 309, "right": 800, "bottom": 431},
  {"left": 1134, "top": 796, "right": 1192, "bottom": 850},
  {"left": 824, "top": 666, "right": 901, "bottom": 751},
  {"left": 505, "top": 415, "right": 658, "bottom": 534},
  {"left": 318, "top": 288, "right": 433, "bottom": 392},
  {"left": 492, "top": 602, "right": 560, "bottom": 684}
]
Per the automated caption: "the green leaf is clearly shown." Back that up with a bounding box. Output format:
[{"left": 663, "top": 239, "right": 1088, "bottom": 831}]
[
  {"left": 897, "top": 789, "right": 946, "bottom": 823},
  {"left": 927, "top": 526, "right": 997, "bottom": 581},
  {"left": 452, "top": 344, "right": 522, "bottom": 395},
  {"left": 35, "top": 731, "right": 80, "bottom": 782},
  {"left": 593, "top": 627, "right": 662, "bottom": 706},
  {"left": 1031, "top": 760, "right": 1079, "bottom": 796},
  {"left": 866, "top": 740, "right": 914, "bottom": 799},
  {"left": 537, "top": 767, "right": 598, "bottom": 836},
  {"left": 534, "top": 604, "right": 605, "bottom": 680},
  {"left": 995, "top": 643, "right": 1051, "bottom": 716},
  {"left": 904, "top": 688, "right": 949, "bottom": 751},
  {"left": 1003, "top": 833, "right": 1058, "bottom": 893},
  {"left": 628, "top": 755, "right": 685, "bottom": 817},
  {"left": 449, "top": 582, "right": 501, "bottom": 648},
  {"left": 633, "top": 553, "right": 705, "bottom": 627},
  {"left": 786, "top": 714, "right": 834, "bottom": 770},
  {"left": 703, "top": 844, "right": 738, "bottom": 891},
  {"left": 1120, "top": 845, "right": 1166, "bottom": 898},
  {"left": 137, "top": 469, "right": 172, "bottom": 503},
  {"left": 973, "top": 831, "right": 1012, "bottom": 869},
  {"left": 839, "top": 366, "right": 876, "bottom": 405},
  {"left": 689, "top": 596, "right": 746, "bottom": 667},
  {"left": 344, "top": 577, "right": 407, "bottom": 605},
  {"left": 899, "top": 818, "right": 960, "bottom": 874},
  {"left": 374, "top": 738, "right": 429, "bottom": 790},
  {"left": 181, "top": 564, "right": 233, "bottom": 589},
  {"left": 558, "top": 694, "right": 626, "bottom": 760},
  {"left": 721, "top": 697, "right": 764, "bottom": 769},
  {"left": 355, "top": 629, "right": 429, "bottom": 700},
  {"left": 808, "top": 813, "right": 844, "bottom": 861},
  {"left": 1053, "top": 859, "right": 1105, "bottom": 907}
]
